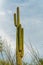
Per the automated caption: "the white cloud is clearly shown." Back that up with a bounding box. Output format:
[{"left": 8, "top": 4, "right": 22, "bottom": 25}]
[
  {"left": 0, "top": 10, "right": 13, "bottom": 16},
  {"left": 21, "top": 18, "right": 41, "bottom": 28},
  {"left": 0, "top": 29, "right": 16, "bottom": 51},
  {"left": 0, "top": 0, "right": 6, "bottom": 10},
  {"left": 7, "top": 10, "right": 12, "bottom": 14},
  {"left": 0, "top": 0, "right": 3, "bottom": 7},
  {"left": 11, "top": 2, "right": 29, "bottom": 7},
  {"left": 0, "top": 11, "right": 6, "bottom": 16},
  {"left": 0, "top": 11, "right": 12, "bottom": 16},
  {"left": 29, "top": 18, "right": 41, "bottom": 24}
]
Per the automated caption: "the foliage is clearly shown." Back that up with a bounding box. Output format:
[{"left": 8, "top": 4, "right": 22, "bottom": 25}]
[{"left": 0, "top": 37, "right": 43, "bottom": 65}]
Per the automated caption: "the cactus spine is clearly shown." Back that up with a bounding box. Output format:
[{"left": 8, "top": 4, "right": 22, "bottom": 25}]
[{"left": 14, "top": 7, "right": 24, "bottom": 65}]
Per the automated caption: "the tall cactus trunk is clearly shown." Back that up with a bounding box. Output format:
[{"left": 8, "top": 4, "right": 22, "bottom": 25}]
[{"left": 14, "top": 7, "right": 24, "bottom": 65}]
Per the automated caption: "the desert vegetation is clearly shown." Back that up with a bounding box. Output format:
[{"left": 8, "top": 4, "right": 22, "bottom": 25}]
[{"left": 0, "top": 37, "right": 43, "bottom": 65}]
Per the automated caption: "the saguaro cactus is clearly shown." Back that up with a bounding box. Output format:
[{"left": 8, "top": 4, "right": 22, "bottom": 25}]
[{"left": 14, "top": 7, "right": 24, "bottom": 65}]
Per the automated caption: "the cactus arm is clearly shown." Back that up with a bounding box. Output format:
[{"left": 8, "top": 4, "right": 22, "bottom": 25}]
[
  {"left": 14, "top": 13, "right": 17, "bottom": 27},
  {"left": 17, "top": 7, "right": 20, "bottom": 27}
]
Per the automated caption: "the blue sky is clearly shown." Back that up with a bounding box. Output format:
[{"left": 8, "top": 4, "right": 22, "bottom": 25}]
[{"left": 0, "top": 0, "right": 43, "bottom": 62}]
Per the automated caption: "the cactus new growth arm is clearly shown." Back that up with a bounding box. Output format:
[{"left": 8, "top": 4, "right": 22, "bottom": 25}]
[{"left": 14, "top": 7, "right": 24, "bottom": 65}]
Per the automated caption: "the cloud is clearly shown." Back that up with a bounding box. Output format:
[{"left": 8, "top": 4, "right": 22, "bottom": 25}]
[
  {"left": 0, "top": 11, "right": 6, "bottom": 16},
  {"left": 11, "top": 2, "right": 29, "bottom": 7},
  {"left": 0, "top": 0, "right": 43, "bottom": 59},
  {"left": 0, "top": 29, "right": 16, "bottom": 51},
  {"left": 7, "top": 10, "right": 12, "bottom": 14},
  {"left": 0, "top": 10, "right": 13, "bottom": 16}
]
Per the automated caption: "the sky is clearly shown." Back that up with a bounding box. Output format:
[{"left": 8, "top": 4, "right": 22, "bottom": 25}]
[{"left": 0, "top": 0, "right": 43, "bottom": 62}]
